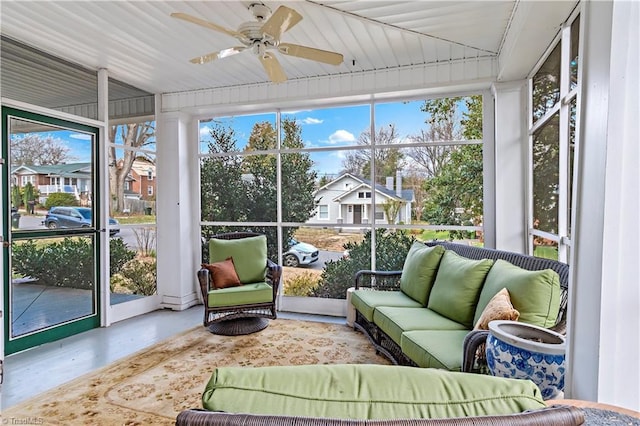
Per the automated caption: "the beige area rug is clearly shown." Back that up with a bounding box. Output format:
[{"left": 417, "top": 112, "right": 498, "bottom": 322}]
[{"left": 3, "top": 319, "right": 389, "bottom": 425}]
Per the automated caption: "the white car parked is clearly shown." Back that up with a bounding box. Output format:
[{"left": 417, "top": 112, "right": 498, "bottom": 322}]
[{"left": 283, "top": 238, "right": 319, "bottom": 267}]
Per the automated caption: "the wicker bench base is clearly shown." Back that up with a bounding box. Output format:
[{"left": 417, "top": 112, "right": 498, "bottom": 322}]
[{"left": 208, "top": 317, "right": 269, "bottom": 336}]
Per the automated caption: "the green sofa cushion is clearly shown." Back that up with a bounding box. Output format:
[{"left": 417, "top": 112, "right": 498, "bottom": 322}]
[
  {"left": 373, "top": 306, "right": 467, "bottom": 345},
  {"left": 399, "top": 242, "right": 446, "bottom": 305},
  {"left": 427, "top": 250, "right": 494, "bottom": 328},
  {"left": 401, "top": 330, "right": 470, "bottom": 371},
  {"left": 207, "top": 282, "right": 272, "bottom": 308},
  {"left": 351, "top": 290, "right": 422, "bottom": 322},
  {"left": 209, "top": 235, "right": 267, "bottom": 284},
  {"left": 203, "top": 364, "right": 546, "bottom": 419},
  {"left": 474, "top": 259, "right": 561, "bottom": 328}
]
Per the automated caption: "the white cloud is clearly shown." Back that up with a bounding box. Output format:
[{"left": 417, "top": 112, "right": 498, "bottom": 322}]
[
  {"left": 301, "top": 117, "right": 323, "bottom": 125},
  {"left": 328, "top": 129, "right": 355, "bottom": 144},
  {"left": 200, "top": 126, "right": 211, "bottom": 136},
  {"left": 69, "top": 133, "right": 92, "bottom": 140}
]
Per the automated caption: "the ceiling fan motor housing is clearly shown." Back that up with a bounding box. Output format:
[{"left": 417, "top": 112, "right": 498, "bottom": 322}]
[{"left": 238, "top": 21, "right": 275, "bottom": 46}]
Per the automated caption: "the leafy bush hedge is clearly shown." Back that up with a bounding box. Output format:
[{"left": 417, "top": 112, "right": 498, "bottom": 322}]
[
  {"left": 110, "top": 256, "right": 157, "bottom": 296},
  {"left": 12, "top": 237, "right": 137, "bottom": 290},
  {"left": 110, "top": 238, "right": 136, "bottom": 275},
  {"left": 311, "top": 229, "right": 415, "bottom": 299},
  {"left": 44, "top": 192, "right": 79, "bottom": 209},
  {"left": 284, "top": 271, "right": 320, "bottom": 296}
]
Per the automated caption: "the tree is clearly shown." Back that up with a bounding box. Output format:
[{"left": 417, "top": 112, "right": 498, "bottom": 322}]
[
  {"left": 200, "top": 118, "right": 317, "bottom": 260},
  {"left": 532, "top": 117, "right": 559, "bottom": 234},
  {"left": 421, "top": 96, "right": 484, "bottom": 238},
  {"left": 11, "top": 185, "right": 22, "bottom": 209},
  {"left": 317, "top": 174, "right": 333, "bottom": 188},
  {"left": 341, "top": 125, "right": 404, "bottom": 182},
  {"left": 22, "top": 182, "right": 37, "bottom": 213},
  {"left": 381, "top": 199, "right": 402, "bottom": 224},
  {"left": 10, "top": 134, "right": 73, "bottom": 166},
  {"left": 108, "top": 122, "right": 155, "bottom": 213},
  {"left": 200, "top": 125, "right": 246, "bottom": 224},
  {"left": 403, "top": 169, "right": 428, "bottom": 221},
  {"left": 406, "top": 129, "right": 453, "bottom": 178}
]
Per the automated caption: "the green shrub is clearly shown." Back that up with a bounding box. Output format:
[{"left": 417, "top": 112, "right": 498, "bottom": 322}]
[
  {"left": 12, "top": 237, "right": 94, "bottom": 289},
  {"left": 45, "top": 192, "right": 78, "bottom": 209},
  {"left": 11, "top": 185, "right": 23, "bottom": 209},
  {"left": 284, "top": 272, "right": 320, "bottom": 296},
  {"left": 109, "top": 238, "right": 137, "bottom": 275},
  {"left": 110, "top": 256, "right": 157, "bottom": 296},
  {"left": 312, "top": 229, "right": 415, "bottom": 299},
  {"left": 12, "top": 237, "right": 137, "bottom": 290}
]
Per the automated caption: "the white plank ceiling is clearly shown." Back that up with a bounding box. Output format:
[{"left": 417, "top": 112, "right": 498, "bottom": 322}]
[{"left": 0, "top": 1, "right": 577, "bottom": 98}]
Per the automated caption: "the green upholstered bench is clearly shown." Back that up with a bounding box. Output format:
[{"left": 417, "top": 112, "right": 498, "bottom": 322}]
[{"left": 176, "top": 364, "right": 584, "bottom": 425}]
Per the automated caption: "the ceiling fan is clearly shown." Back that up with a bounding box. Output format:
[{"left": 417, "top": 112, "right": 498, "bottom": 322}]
[{"left": 171, "top": 3, "right": 344, "bottom": 83}]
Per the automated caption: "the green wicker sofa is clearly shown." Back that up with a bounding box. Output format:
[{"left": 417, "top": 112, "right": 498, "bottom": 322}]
[
  {"left": 351, "top": 241, "right": 569, "bottom": 373},
  {"left": 176, "top": 364, "right": 584, "bottom": 425}
]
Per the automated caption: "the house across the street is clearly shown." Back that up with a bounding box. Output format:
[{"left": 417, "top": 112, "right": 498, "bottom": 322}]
[
  {"left": 11, "top": 162, "right": 92, "bottom": 205},
  {"left": 309, "top": 173, "right": 413, "bottom": 226}
]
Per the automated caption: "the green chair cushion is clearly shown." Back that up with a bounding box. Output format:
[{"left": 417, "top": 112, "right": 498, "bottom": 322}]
[
  {"left": 474, "top": 259, "right": 561, "bottom": 328},
  {"left": 351, "top": 290, "right": 422, "bottom": 322},
  {"left": 401, "top": 330, "right": 470, "bottom": 371},
  {"left": 427, "top": 250, "right": 494, "bottom": 328},
  {"left": 209, "top": 235, "right": 267, "bottom": 284},
  {"left": 399, "top": 242, "right": 446, "bottom": 305},
  {"left": 203, "top": 364, "right": 546, "bottom": 419},
  {"left": 207, "top": 282, "right": 273, "bottom": 308},
  {"left": 373, "top": 306, "right": 467, "bottom": 345}
]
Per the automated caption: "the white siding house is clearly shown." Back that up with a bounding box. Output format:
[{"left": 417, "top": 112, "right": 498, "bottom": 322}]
[{"left": 309, "top": 173, "right": 413, "bottom": 226}]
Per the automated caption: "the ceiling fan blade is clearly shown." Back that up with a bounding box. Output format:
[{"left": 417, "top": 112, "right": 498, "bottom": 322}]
[
  {"left": 171, "top": 12, "right": 247, "bottom": 42},
  {"left": 278, "top": 43, "right": 344, "bottom": 66},
  {"left": 259, "top": 52, "right": 287, "bottom": 83},
  {"left": 189, "top": 46, "right": 246, "bottom": 64},
  {"left": 260, "top": 6, "right": 302, "bottom": 40}
]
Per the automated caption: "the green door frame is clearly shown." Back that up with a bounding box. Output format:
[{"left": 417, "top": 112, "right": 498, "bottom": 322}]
[{"left": 2, "top": 106, "right": 102, "bottom": 355}]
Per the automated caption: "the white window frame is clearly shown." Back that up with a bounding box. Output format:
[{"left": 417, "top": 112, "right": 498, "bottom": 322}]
[
  {"left": 527, "top": 10, "right": 581, "bottom": 263},
  {"left": 318, "top": 204, "right": 329, "bottom": 220}
]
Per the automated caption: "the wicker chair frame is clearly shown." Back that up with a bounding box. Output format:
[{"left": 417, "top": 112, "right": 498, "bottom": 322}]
[
  {"left": 175, "top": 406, "right": 585, "bottom": 425},
  {"left": 198, "top": 232, "right": 282, "bottom": 327},
  {"left": 353, "top": 241, "right": 569, "bottom": 373}
]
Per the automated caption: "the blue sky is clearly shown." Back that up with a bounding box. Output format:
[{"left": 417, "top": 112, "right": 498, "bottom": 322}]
[
  {"left": 199, "top": 100, "right": 432, "bottom": 175},
  {"left": 13, "top": 98, "right": 467, "bottom": 175}
]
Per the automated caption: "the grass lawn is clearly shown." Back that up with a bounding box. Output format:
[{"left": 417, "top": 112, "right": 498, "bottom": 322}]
[
  {"left": 114, "top": 215, "right": 156, "bottom": 225},
  {"left": 534, "top": 245, "right": 559, "bottom": 260},
  {"left": 418, "top": 229, "right": 452, "bottom": 241}
]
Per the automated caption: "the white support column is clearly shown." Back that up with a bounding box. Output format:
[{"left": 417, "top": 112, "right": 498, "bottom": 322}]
[
  {"left": 566, "top": 0, "right": 640, "bottom": 411},
  {"left": 491, "top": 82, "right": 527, "bottom": 253},
  {"left": 590, "top": 0, "right": 638, "bottom": 411},
  {"left": 155, "top": 110, "right": 200, "bottom": 310},
  {"left": 96, "top": 68, "right": 111, "bottom": 326}
]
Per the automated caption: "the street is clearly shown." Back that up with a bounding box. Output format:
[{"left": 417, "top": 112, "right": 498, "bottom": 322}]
[
  {"left": 13, "top": 213, "right": 141, "bottom": 247},
  {"left": 12, "top": 213, "right": 343, "bottom": 269}
]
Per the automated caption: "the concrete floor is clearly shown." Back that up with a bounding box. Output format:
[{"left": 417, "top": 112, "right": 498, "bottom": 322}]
[{"left": 1, "top": 305, "right": 344, "bottom": 409}]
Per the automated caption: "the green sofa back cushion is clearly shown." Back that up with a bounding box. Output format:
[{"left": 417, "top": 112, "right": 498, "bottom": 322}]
[
  {"left": 399, "top": 242, "right": 446, "bottom": 305},
  {"left": 427, "top": 250, "right": 494, "bottom": 328},
  {"left": 474, "top": 259, "right": 561, "bottom": 328},
  {"left": 209, "top": 235, "right": 267, "bottom": 284},
  {"left": 203, "top": 364, "right": 546, "bottom": 419}
]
